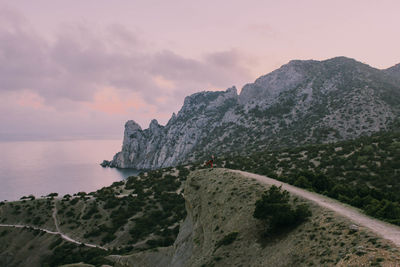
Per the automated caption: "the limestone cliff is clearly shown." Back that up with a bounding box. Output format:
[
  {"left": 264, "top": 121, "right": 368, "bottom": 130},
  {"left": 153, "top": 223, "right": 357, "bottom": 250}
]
[
  {"left": 106, "top": 57, "right": 400, "bottom": 169},
  {"left": 106, "top": 87, "right": 239, "bottom": 169}
]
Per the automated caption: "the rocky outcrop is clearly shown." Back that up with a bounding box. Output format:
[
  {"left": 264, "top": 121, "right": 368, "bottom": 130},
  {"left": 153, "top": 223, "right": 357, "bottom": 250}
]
[
  {"left": 106, "top": 87, "right": 240, "bottom": 169},
  {"left": 106, "top": 57, "right": 400, "bottom": 169}
]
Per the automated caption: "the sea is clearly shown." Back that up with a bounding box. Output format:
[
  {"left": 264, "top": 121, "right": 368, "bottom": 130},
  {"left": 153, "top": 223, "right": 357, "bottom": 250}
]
[{"left": 0, "top": 139, "right": 140, "bottom": 201}]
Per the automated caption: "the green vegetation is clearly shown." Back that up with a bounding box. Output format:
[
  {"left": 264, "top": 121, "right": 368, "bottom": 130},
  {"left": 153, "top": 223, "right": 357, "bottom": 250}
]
[
  {"left": 0, "top": 165, "right": 190, "bottom": 265},
  {"left": 222, "top": 130, "right": 400, "bottom": 225},
  {"left": 42, "top": 242, "right": 111, "bottom": 267},
  {"left": 73, "top": 167, "right": 187, "bottom": 247},
  {"left": 126, "top": 171, "right": 186, "bottom": 243},
  {"left": 0, "top": 230, "right": 9, "bottom": 237},
  {"left": 0, "top": 198, "right": 54, "bottom": 227},
  {"left": 20, "top": 195, "right": 35, "bottom": 200},
  {"left": 215, "top": 232, "right": 239, "bottom": 248},
  {"left": 254, "top": 185, "right": 311, "bottom": 233}
]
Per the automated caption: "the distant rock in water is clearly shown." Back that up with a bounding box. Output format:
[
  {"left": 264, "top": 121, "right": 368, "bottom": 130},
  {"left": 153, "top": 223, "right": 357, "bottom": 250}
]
[
  {"left": 104, "top": 57, "right": 400, "bottom": 169},
  {"left": 100, "top": 160, "right": 111, "bottom": 167}
]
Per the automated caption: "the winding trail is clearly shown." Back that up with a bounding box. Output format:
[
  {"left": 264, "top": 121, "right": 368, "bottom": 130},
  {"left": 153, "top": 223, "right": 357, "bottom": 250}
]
[
  {"left": 52, "top": 202, "right": 61, "bottom": 233},
  {"left": 0, "top": 200, "right": 107, "bottom": 251},
  {"left": 232, "top": 170, "right": 400, "bottom": 248}
]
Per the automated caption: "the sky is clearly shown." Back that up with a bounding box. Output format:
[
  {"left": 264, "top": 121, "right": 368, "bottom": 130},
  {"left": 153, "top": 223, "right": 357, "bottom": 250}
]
[{"left": 1, "top": 0, "right": 400, "bottom": 140}]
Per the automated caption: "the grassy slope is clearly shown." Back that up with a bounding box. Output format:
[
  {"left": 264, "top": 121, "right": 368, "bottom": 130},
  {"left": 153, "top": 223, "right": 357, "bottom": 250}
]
[
  {"left": 184, "top": 169, "right": 400, "bottom": 267},
  {"left": 0, "top": 227, "right": 57, "bottom": 267},
  {"left": 109, "top": 169, "right": 400, "bottom": 267}
]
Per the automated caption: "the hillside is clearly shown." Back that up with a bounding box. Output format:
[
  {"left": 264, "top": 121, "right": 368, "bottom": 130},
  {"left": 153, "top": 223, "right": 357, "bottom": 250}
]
[
  {"left": 104, "top": 57, "right": 400, "bottom": 170},
  {"left": 168, "top": 169, "right": 400, "bottom": 266},
  {"left": 0, "top": 166, "right": 189, "bottom": 266},
  {"left": 2, "top": 169, "right": 400, "bottom": 266},
  {"left": 221, "top": 130, "right": 400, "bottom": 226},
  {"left": 90, "top": 169, "right": 400, "bottom": 266}
]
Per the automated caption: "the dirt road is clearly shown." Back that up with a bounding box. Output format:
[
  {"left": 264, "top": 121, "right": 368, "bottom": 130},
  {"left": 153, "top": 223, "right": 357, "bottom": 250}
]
[{"left": 232, "top": 170, "right": 400, "bottom": 248}]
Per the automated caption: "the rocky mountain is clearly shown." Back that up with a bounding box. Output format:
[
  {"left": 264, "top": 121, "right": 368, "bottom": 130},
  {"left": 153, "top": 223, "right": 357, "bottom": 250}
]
[{"left": 105, "top": 57, "right": 400, "bottom": 169}]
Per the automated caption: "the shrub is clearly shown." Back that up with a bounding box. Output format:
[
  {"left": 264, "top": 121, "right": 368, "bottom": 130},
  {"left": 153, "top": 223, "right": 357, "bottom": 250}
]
[
  {"left": 253, "top": 185, "right": 311, "bottom": 233},
  {"left": 69, "top": 198, "right": 79, "bottom": 205},
  {"left": 216, "top": 232, "right": 239, "bottom": 248},
  {"left": 0, "top": 230, "right": 9, "bottom": 237}
]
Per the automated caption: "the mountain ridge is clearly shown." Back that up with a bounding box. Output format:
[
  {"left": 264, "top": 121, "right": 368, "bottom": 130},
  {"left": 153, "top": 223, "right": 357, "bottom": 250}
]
[{"left": 104, "top": 56, "right": 400, "bottom": 169}]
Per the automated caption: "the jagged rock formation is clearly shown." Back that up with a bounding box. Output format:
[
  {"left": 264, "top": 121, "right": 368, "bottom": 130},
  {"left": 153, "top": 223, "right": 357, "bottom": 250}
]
[{"left": 106, "top": 57, "right": 400, "bottom": 169}]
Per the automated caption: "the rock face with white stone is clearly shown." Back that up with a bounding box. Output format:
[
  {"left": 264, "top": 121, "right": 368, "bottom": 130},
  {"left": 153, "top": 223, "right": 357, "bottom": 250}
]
[
  {"left": 106, "top": 57, "right": 400, "bottom": 169},
  {"left": 107, "top": 87, "right": 240, "bottom": 169}
]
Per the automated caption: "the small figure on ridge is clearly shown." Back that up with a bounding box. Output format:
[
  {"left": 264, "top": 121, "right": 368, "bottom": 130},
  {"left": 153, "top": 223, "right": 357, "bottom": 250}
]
[{"left": 205, "top": 155, "right": 214, "bottom": 168}]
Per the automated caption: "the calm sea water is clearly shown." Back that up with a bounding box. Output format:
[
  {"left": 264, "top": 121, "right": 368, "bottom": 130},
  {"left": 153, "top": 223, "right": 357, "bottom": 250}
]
[{"left": 0, "top": 139, "right": 139, "bottom": 201}]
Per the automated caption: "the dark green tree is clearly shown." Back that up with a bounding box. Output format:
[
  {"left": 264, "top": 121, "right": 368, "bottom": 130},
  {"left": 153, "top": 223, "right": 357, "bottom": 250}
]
[{"left": 253, "top": 185, "right": 311, "bottom": 233}]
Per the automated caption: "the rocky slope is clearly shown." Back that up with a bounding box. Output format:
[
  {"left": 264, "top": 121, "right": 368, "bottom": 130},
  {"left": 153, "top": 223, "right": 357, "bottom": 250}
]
[
  {"left": 105, "top": 57, "right": 400, "bottom": 169},
  {"left": 108, "top": 169, "right": 400, "bottom": 267}
]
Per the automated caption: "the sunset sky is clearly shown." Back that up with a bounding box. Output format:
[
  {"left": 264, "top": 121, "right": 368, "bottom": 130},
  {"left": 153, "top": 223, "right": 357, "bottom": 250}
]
[{"left": 1, "top": 0, "right": 400, "bottom": 140}]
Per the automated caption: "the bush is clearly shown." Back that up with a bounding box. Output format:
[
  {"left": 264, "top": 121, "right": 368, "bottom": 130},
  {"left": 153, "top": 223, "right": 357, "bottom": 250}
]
[
  {"left": 253, "top": 185, "right": 311, "bottom": 233},
  {"left": 215, "top": 232, "right": 239, "bottom": 248},
  {"left": 69, "top": 198, "right": 79, "bottom": 205},
  {"left": 0, "top": 230, "right": 9, "bottom": 237}
]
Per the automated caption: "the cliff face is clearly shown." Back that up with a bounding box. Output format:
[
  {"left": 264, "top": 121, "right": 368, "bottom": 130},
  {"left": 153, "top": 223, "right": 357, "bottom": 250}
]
[
  {"left": 108, "top": 87, "right": 240, "bottom": 169},
  {"left": 107, "top": 57, "right": 400, "bottom": 169}
]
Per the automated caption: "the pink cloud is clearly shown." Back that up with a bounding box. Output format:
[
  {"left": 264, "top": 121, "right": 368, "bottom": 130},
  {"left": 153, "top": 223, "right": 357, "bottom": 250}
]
[
  {"left": 86, "top": 87, "right": 149, "bottom": 115},
  {"left": 153, "top": 75, "right": 176, "bottom": 89},
  {"left": 16, "top": 91, "right": 48, "bottom": 110}
]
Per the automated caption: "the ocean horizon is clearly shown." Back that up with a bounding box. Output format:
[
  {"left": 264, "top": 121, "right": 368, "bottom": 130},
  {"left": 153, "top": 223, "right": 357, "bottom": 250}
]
[{"left": 0, "top": 139, "right": 140, "bottom": 201}]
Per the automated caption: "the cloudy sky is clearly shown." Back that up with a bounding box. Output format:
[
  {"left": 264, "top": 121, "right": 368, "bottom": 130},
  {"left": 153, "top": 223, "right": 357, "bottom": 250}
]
[{"left": 1, "top": 0, "right": 400, "bottom": 140}]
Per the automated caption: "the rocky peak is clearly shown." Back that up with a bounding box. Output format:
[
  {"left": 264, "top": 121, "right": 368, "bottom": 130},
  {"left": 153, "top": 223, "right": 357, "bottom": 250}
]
[
  {"left": 238, "top": 56, "right": 381, "bottom": 109},
  {"left": 384, "top": 63, "right": 400, "bottom": 79},
  {"left": 323, "top": 56, "right": 357, "bottom": 64},
  {"left": 286, "top": 59, "right": 319, "bottom": 70},
  {"left": 178, "top": 89, "right": 238, "bottom": 117},
  {"left": 149, "top": 119, "right": 162, "bottom": 135},
  {"left": 225, "top": 86, "right": 238, "bottom": 96},
  {"left": 123, "top": 120, "right": 142, "bottom": 147},
  {"left": 125, "top": 120, "right": 142, "bottom": 132},
  {"left": 238, "top": 61, "right": 306, "bottom": 107},
  {"left": 149, "top": 119, "right": 159, "bottom": 128}
]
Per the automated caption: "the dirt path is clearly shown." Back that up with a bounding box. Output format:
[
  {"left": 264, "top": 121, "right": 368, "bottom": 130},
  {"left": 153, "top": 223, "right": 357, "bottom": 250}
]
[
  {"left": 0, "top": 202, "right": 107, "bottom": 251},
  {"left": 52, "top": 201, "right": 61, "bottom": 233},
  {"left": 232, "top": 170, "right": 400, "bottom": 248},
  {"left": 0, "top": 222, "right": 107, "bottom": 250}
]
